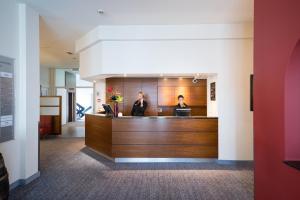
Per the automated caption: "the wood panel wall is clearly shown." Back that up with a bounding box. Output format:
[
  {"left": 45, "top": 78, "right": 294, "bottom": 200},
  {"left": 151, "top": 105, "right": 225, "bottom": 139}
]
[{"left": 106, "top": 78, "right": 207, "bottom": 116}]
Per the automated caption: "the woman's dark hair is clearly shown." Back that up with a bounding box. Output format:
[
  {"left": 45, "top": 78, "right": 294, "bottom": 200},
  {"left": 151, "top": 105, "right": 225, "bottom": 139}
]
[{"left": 178, "top": 95, "right": 184, "bottom": 99}]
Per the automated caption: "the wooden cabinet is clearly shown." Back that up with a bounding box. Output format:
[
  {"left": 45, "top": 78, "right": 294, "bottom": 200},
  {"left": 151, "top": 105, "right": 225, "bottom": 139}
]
[{"left": 40, "top": 96, "right": 62, "bottom": 137}]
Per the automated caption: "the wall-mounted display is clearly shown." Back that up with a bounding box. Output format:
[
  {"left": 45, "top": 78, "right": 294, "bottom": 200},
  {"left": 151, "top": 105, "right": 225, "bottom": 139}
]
[
  {"left": 210, "top": 82, "right": 216, "bottom": 101},
  {"left": 0, "top": 55, "right": 14, "bottom": 143}
]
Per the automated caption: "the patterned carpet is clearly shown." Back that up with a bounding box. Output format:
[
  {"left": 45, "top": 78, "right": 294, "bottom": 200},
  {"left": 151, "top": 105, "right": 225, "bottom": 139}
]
[{"left": 10, "top": 138, "right": 253, "bottom": 200}]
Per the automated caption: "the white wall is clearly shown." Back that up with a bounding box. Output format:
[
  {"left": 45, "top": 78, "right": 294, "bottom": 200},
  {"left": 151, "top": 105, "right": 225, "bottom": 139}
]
[
  {"left": 0, "top": 1, "right": 40, "bottom": 185},
  {"left": 76, "top": 73, "right": 93, "bottom": 87},
  {"left": 40, "top": 67, "right": 50, "bottom": 88},
  {"left": 76, "top": 24, "right": 253, "bottom": 52},
  {"left": 77, "top": 24, "right": 253, "bottom": 160},
  {"left": 94, "top": 80, "right": 106, "bottom": 112},
  {"left": 56, "top": 88, "right": 67, "bottom": 125},
  {"left": 207, "top": 75, "right": 218, "bottom": 117},
  {"left": 79, "top": 42, "right": 103, "bottom": 79},
  {"left": 20, "top": 3, "right": 40, "bottom": 179},
  {"left": 55, "top": 68, "right": 65, "bottom": 87},
  {"left": 40, "top": 67, "right": 50, "bottom": 95}
]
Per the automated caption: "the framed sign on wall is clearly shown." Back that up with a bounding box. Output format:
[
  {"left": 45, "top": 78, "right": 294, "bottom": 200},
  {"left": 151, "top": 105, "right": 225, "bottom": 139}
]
[
  {"left": 210, "top": 82, "right": 216, "bottom": 101},
  {"left": 0, "top": 55, "right": 14, "bottom": 143}
]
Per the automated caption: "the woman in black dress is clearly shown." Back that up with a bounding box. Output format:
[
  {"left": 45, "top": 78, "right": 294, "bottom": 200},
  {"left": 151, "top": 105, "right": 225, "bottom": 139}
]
[{"left": 131, "top": 91, "right": 148, "bottom": 116}]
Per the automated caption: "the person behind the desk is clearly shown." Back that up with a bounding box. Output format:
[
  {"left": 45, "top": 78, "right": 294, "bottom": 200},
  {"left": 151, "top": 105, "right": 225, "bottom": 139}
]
[
  {"left": 174, "top": 95, "right": 188, "bottom": 115},
  {"left": 131, "top": 91, "right": 148, "bottom": 116}
]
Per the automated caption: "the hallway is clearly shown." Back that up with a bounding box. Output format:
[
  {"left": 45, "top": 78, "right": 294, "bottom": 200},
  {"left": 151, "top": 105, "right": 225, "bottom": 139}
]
[
  {"left": 61, "top": 121, "right": 85, "bottom": 138},
  {"left": 10, "top": 137, "right": 253, "bottom": 200}
]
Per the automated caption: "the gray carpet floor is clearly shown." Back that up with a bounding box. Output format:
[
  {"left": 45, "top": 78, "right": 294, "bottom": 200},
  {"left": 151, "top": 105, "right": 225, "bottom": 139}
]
[{"left": 10, "top": 138, "right": 254, "bottom": 200}]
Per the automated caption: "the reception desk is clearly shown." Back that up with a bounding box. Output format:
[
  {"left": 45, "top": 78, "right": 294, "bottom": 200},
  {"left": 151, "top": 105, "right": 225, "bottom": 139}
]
[{"left": 85, "top": 114, "right": 218, "bottom": 162}]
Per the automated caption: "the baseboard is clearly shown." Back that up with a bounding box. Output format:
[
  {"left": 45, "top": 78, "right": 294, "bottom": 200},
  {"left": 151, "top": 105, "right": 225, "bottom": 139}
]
[
  {"left": 114, "top": 158, "right": 254, "bottom": 164},
  {"left": 216, "top": 160, "right": 254, "bottom": 165},
  {"left": 115, "top": 158, "right": 217, "bottom": 163},
  {"left": 9, "top": 171, "right": 40, "bottom": 190}
]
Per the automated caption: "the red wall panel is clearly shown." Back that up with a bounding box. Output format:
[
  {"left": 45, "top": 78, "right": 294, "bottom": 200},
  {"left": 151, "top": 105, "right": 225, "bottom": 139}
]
[
  {"left": 254, "top": 0, "right": 300, "bottom": 199},
  {"left": 285, "top": 40, "right": 300, "bottom": 160}
]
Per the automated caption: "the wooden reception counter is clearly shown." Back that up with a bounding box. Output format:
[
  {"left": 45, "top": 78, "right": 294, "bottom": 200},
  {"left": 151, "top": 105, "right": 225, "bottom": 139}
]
[{"left": 85, "top": 114, "right": 218, "bottom": 161}]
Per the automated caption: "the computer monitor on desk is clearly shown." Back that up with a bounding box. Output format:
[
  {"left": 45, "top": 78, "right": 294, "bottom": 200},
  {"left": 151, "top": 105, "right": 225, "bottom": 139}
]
[
  {"left": 175, "top": 108, "right": 192, "bottom": 116},
  {"left": 102, "top": 104, "right": 114, "bottom": 116}
]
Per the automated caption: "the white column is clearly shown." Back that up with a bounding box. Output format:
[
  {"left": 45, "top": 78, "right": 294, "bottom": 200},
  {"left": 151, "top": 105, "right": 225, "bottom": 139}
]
[{"left": 16, "top": 3, "right": 40, "bottom": 180}]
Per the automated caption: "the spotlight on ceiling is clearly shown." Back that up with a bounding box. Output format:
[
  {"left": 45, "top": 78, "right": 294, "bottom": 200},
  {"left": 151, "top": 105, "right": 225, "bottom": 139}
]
[
  {"left": 97, "top": 9, "right": 104, "bottom": 14},
  {"left": 192, "top": 78, "right": 198, "bottom": 84},
  {"left": 192, "top": 74, "right": 203, "bottom": 84}
]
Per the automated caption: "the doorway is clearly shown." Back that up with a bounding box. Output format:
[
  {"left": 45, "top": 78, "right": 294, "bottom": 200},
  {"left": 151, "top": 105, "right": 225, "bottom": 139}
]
[{"left": 68, "top": 92, "right": 75, "bottom": 122}]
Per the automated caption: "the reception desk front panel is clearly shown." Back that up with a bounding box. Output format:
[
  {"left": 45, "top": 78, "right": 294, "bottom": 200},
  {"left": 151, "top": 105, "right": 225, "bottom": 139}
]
[{"left": 85, "top": 114, "right": 218, "bottom": 160}]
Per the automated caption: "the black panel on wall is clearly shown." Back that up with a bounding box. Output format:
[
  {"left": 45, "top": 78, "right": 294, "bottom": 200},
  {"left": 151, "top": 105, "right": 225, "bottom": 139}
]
[{"left": 250, "top": 74, "right": 253, "bottom": 111}]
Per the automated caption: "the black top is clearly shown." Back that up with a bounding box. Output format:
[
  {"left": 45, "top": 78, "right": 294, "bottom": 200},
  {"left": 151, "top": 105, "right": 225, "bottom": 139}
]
[
  {"left": 175, "top": 103, "right": 188, "bottom": 109},
  {"left": 131, "top": 100, "right": 148, "bottom": 116},
  {"left": 174, "top": 103, "right": 189, "bottom": 115}
]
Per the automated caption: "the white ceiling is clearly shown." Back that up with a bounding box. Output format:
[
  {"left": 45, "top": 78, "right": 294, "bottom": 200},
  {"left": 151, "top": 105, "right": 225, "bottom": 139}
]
[{"left": 22, "top": 0, "right": 254, "bottom": 68}]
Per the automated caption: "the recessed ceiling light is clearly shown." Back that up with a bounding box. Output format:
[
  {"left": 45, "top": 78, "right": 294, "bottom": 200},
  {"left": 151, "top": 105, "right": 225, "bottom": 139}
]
[{"left": 97, "top": 9, "right": 104, "bottom": 14}]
